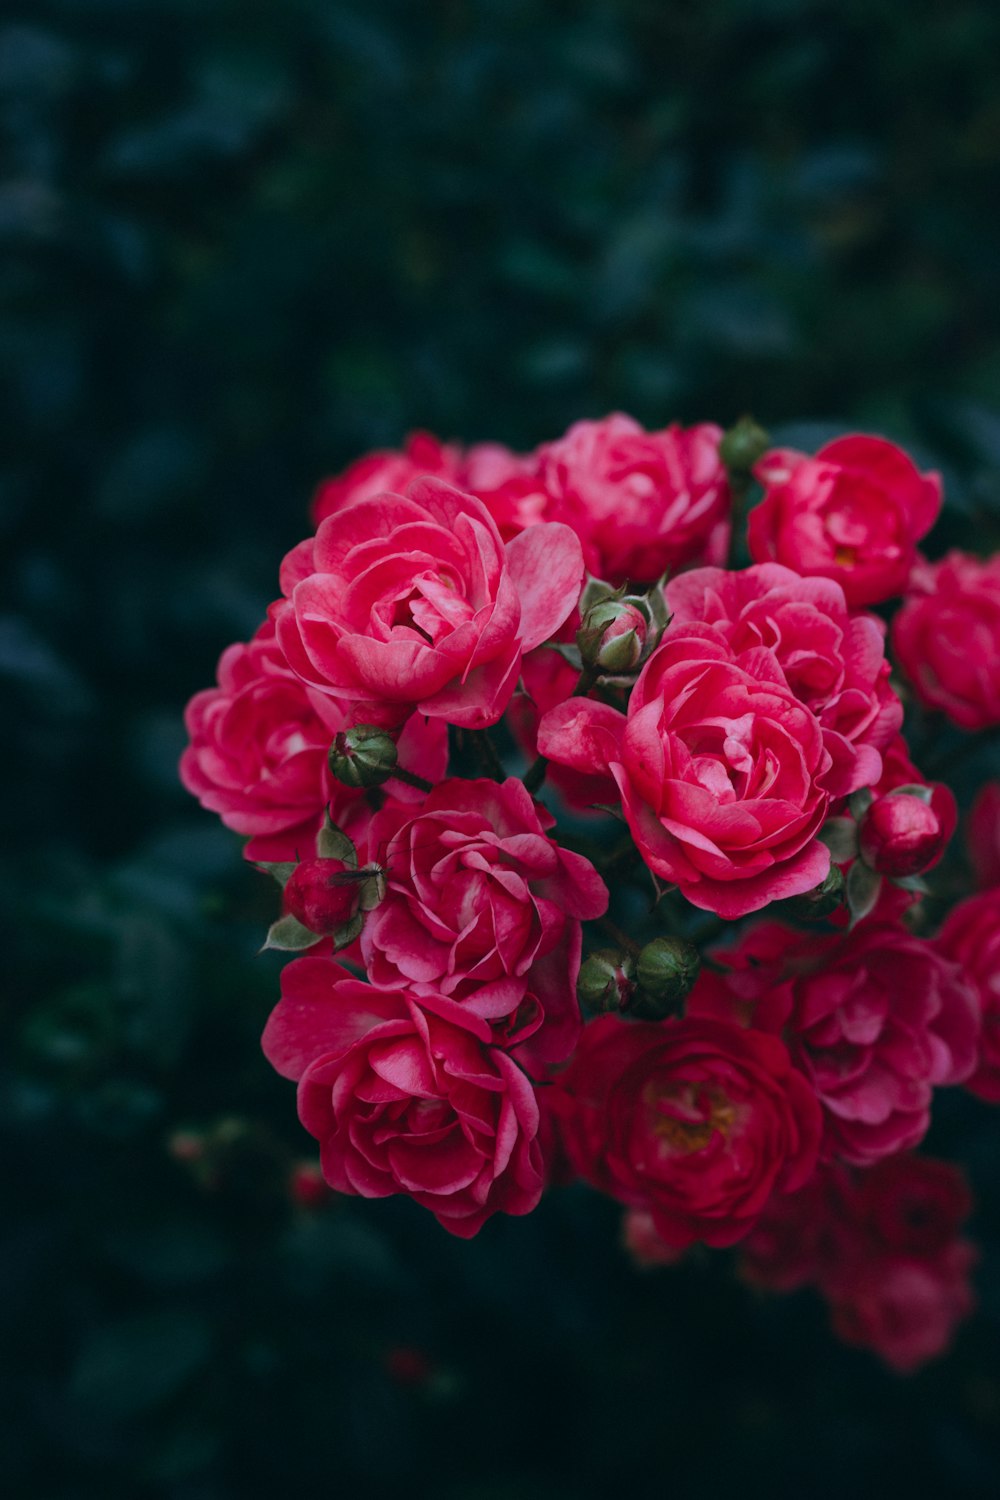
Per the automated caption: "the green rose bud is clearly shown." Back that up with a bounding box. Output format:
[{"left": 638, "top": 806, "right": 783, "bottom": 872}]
[
  {"left": 328, "top": 724, "right": 399, "bottom": 788},
  {"left": 577, "top": 948, "right": 636, "bottom": 1013},
  {"left": 631, "top": 937, "right": 701, "bottom": 1019},
  {"left": 577, "top": 599, "right": 647, "bottom": 674},
  {"left": 781, "top": 863, "right": 846, "bottom": 922},
  {"left": 719, "top": 415, "right": 770, "bottom": 476}
]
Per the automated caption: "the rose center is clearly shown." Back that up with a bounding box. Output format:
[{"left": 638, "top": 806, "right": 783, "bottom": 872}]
[{"left": 644, "top": 1080, "right": 735, "bottom": 1154}]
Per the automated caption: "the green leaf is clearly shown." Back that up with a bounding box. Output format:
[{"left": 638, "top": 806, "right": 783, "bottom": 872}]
[
  {"left": 261, "top": 914, "right": 320, "bottom": 952},
  {"left": 893, "top": 874, "right": 930, "bottom": 894}
]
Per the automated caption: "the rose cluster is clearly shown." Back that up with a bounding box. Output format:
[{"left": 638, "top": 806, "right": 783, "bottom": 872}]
[{"left": 182, "top": 412, "right": 1000, "bottom": 1369}]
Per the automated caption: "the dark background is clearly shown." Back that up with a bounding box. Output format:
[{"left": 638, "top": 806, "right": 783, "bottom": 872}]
[{"left": 5, "top": 2, "right": 1000, "bottom": 1495}]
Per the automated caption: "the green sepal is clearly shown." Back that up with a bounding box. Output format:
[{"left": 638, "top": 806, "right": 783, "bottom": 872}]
[
  {"left": 255, "top": 861, "right": 298, "bottom": 889},
  {"left": 261, "top": 914, "right": 321, "bottom": 953},
  {"left": 848, "top": 787, "right": 875, "bottom": 821},
  {"left": 819, "top": 817, "right": 859, "bottom": 864},
  {"left": 316, "top": 814, "right": 358, "bottom": 868},
  {"left": 331, "top": 912, "right": 365, "bottom": 951},
  {"left": 358, "top": 867, "right": 387, "bottom": 911},
  {"left": 887, "top": 783, "right": 934, "bottom": 804},
  {"left": 893, "top": 874, "right": 931, "bottom": 895},
  {"left": 846, "top": 858, "right": 882, "bottom": 928},
  {"left": 579, "top": 574, "right": 620, "bottom": 615}
]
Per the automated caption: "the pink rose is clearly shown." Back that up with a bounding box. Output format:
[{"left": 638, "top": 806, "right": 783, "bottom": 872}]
[
  {"left": 858, "top": 792, "right": 948, "bottom": 877},
  {"left": 537, "top": 414, "right": 730, "bottom": 585},
  {"left": 936, "top": 888, "right": 1000, "bottom": 1101},
  {"left": 820, "top": 1155, "right": 975, "bottom": 1374},
  {"left": 692, "top": 921, "right": 980, "bottom": 1164},
  {"left": 749, "top": 435, "right": 941, "bottom": 606},
  {"left": 968, "top": 783, "right": 1000, "bottom": 887},
  {"left": 276, "top": 477, "right": 584, "bottom": 730},
  {"left": 892, "top": 551, "right": 1000, "bottom": 729},
  {"left": 311, "top": 431, "right": 460, "bottom": 525},
  {"left": 179, "top": 619, "right": 447, "bottom": 861},
  {"left": 262, "top": 957, "right": 544, "bottom": 1237},
  {"left": 664, "top": 564, "right": 902, "bottom": 796},
  {"left": 508, "top": 635, "right": 620, "bottom": 815},
  {"left": 457, "top": 442, "right": 550, "bottom": 543},
  {"left": 552, "top": 1013, "right": 821, "bottom": 1249},
  {"left": 540, "top": 636, "right": 834, "bottom": 917},
  {"left": 358, "top": 777, "right": 608, "bottom": 1067}
]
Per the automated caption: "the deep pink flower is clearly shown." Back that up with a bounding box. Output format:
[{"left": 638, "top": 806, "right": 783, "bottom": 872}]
[
  {"left": 276, "top": 477, "right": 584, "bottom": 730},
  {"left": 551, "top": 1013, "right": 822, "bottom": 1249},
  {"left": 968, "top": 783, "right": 1000, "bottom": 887},
  {"left": 892, "top": 551, "right": 1000, "bottom": 730},
  {"left": 859, "top": 793, "right": 947, "bottom": 877},
  {"left": 749, "top": 434, "right": 941, "bottom": 606},
  {"left": 179, "top": 619, "right": 447, "bottom": 861},
  {"left": 540, "top": 636, "right": 834, "bottom": 918},
  {"left": 691, "top": 922, "right": 980, "bottom": 1164},
  {"left": 457, "top": 442, "right": 550, "bottom": 543},
  {"left": 282, "top": 858, "right": 363, "bottom": 935},
  {"left": 359, "top": 778, "right": 607, "bottom": 1067},
  {"left": 937, "top": 888, "right": 1000, "bottom": 1101},
  {"left": 262, "top": 957, "right": 544, "bottom": 1237},
  {"left": 311, "top": 432, "right": 461, "bottom": 525},
  {"left": 537, "top": 414, "right": 730, "bottom": 585},
  {"left": 664, "top": 564, "right": 902, "bottom": 796}
]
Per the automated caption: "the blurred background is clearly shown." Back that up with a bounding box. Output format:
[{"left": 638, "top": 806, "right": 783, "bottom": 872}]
[{"left": 4, "top": 1, "right": 1000, "bottom": 1495}]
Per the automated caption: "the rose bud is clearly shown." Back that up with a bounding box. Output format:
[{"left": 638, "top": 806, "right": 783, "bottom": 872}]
[
  {"left": 577, "top": 599, "right": 647, "bottom": 674},
  {"left": 289, "top": 1160, "right": 330, "bottom": 1210},
  {"left": 328, "top": 724, "right": 398, "bottom": 788},
  {"left": 577, "top": 948, "right": 636, "bottom": 1013},
  {"left": 631, "top": 937, "right": 701, "bottom": 1018},
  {"left": 859, "top": 791, "right": 946, "bottom": 878},
  {"left": 282, "top": 858, "right": 362, "bottom": 935},
  {"left": 719, "top": 415, "right": 770, "bottom": 476}
]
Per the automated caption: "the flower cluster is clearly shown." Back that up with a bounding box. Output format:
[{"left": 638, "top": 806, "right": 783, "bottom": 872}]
[{"left": 182, "top": 412, "right": 1000, "bottom": 1371}]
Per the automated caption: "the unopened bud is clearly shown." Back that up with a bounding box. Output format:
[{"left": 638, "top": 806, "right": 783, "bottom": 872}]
[
  {"left": 289, "top": 1160, "right": 329, "bottom": 1210},
  {"left": 782, "top": 863, "right": 846, "bottom": 921},
  {"left": 577, "top": 948, "right": 636, "bottom": 1012},
  {"left": 631, "top": 937, "right": 701, "bottom": 1018},
  {"left": 720, "top": 416, "right": 770, "bottom": 476},
  {"left": 859, "top": 790, "right": 945, "bottom": 877},
  {"left": 329, "top": 724, "right": 398, "bottom": 788},
  {"left": 282, "top": 858, "right": 362, "bottom": 935},
  {"left": 577, "top": 600, "right": 647, "bottom": 674}
]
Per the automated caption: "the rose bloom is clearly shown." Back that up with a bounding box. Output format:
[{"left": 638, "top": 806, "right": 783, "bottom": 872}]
[
  {"left": 311, "top": 431, "right": 460, "bottom": 525},
  {"left": 276, "top": 477, "right": 584, "bottom": 730},
  {"left": 359, "top": 777, "right": 607, "bottom": 1067},
  {"left": 508, "top": 634, "right": 620, "bottom": 816},
  {"left": 820, "top": 1155, "right": 975, "bottom": 1374},
  {"left": 551, "top": 1013, "right": 821, "bottom": 1249},
  {"left": 536, "top": 414, "right": 730, "bottom": 585},
  {"left": 892, "top": 551, "right": 1000, "bottom": 730},
  {"left": 967, "top": 782, "right": 1000, "bottom": 888},
  {"left": 457, "top": 441, "right": 550, "bottom": 543},
  {"left": 180, "top": 619, "right": 447, "bottom": 860},
  {"left": 539, "top": 636, "right": 834, "bottom": 918},
  {"left": 737, "top": 1170, "right": 834, "bottom": 1292},
  {"left": 664, "top": 564, "right": 902, "bottom": 796},
  {"left": 937, "top": 888, "right": 1000, "bottom": 1101},
  {"left": 692, "top": 921, "right": 980, "bottom": 1164},
  {"left": 262, "top": 957, "right": 544, "bottom": 1237},
  {"left": 749, "top": 435, "right": 941, "bottom": 607}
]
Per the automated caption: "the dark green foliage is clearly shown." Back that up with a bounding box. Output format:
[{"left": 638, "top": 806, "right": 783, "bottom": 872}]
[{"left": 4, "top": 2, "right": 1000, "bottom": 1495}]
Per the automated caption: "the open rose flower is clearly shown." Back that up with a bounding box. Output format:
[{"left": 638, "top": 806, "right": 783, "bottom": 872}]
[
  {"left": 749, "top": 435, "right": 941, "bottom": 606},
  {"left": 311, "top": 431, "right": 460, "bottom": 525},
  {"left": 968, "top": 783, "right": 1000, "bottom": 888},
  {"left": 179, "top": 618, "right": 447, "bottom": 861},
  {"left": 691, "top": 922, "right": 980, "bottom": 1163},
  {"left": 276, "top": 477, "right": 584, "bottom": 730},
  {"left": 936, "top": 888, "right": 1000, "bottom": 1101},
  {"left": 539, "top": 636, "right": 833, "bottom": 917},
  {"left": 536, "top": 414, "right": 730, "bottom": 585},
  {"left": 359, "top": 778, "right": 608, "bottom": 1067},
  {"left": 892, "top": 551, "right": 1000, "bottom": 730},
  {"left": 262, "top": 957, "right": 544, "bottom": 1237},
  {"left": 664, "top": 564, "right": 902, "bottom": 796},
  {"left": 551, "top": 1013, "right": 821, "bottom": 1249}
]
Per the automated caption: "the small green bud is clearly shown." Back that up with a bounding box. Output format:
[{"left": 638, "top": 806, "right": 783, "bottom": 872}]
[
  {"left": 577, "top": 600, "right": 647, "bottom": 674},
  {"left": 577, "top": 948, "right": 636, "bottom": 1013},
  {"left": 782, "top": 863, "right": 846, "bottom": 922},
  {"left": 328, "top": 724, "right": 398, "bottom": 788},
  {"left": 631, "top": 937, "right": 701, "bottom": 1018},
  {"left": 719, "top": 416, "right": 770, "bottom": 476}
]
